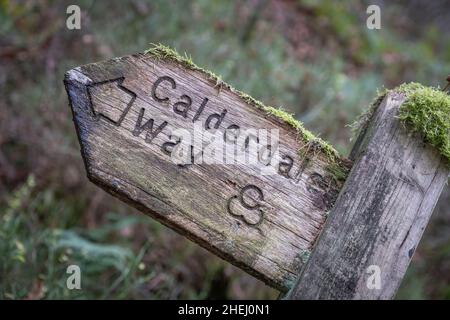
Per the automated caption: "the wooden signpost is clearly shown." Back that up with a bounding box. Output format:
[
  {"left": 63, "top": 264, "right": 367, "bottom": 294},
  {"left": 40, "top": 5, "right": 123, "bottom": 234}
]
[
  {"left": 287, "top": 92, "right": 449, "bottom": 299},
  {"left": 64, "top": 47, "right": 449, "bottom": 299}
]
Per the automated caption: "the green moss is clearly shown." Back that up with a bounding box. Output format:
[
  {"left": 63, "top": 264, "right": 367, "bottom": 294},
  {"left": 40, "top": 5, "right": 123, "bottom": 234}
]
[
  {"left": 145, "top": 43, "right": 341, "bottom": 163},
  {"left": 352, "top": 82, "right": 450, "bottom": 163},
  {"left": 398, "top": 84, "right": 450, "bottom": 162}
]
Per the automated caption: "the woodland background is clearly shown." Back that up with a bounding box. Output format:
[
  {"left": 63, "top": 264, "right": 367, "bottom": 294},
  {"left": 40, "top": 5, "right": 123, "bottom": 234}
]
[{"left": 1, "top": 0, "right": 450, "bottom": 299}]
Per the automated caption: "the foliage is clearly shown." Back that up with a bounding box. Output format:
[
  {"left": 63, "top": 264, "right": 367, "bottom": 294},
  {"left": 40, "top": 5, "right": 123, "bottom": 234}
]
[
  {"left": 0, "top": 175, "right": 151, "bottom": 299},
  {"left": 398, "top": 84, "right": 450, "bottom": 162},
  {"left": 351, "top": 82, "right": 450, "bottom": 163}
]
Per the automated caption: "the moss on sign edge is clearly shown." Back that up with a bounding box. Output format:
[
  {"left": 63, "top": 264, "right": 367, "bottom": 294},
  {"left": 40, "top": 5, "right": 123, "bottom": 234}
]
[
  {"left": 353, "top": 82, "right": 450, "bottom": 163},
  {"left": 145, "top": 43, "right": 341, "bottom": 163}
]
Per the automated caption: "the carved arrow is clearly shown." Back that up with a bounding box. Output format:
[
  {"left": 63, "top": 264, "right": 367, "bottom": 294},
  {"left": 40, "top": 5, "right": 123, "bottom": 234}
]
[{"left": 87, "top": 77, "right": 136, "bottom": 126}]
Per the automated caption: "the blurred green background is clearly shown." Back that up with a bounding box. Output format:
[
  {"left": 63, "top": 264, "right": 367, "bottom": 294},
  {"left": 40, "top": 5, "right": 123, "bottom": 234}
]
[{"left": 1, "top": 0, "right": 449, "bottom": 299}]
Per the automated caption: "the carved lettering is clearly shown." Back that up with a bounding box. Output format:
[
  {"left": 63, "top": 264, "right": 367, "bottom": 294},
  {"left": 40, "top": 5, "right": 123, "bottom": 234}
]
[
  {"left": 173, "top": 94, "right": 192, "bottom": 118},
  {"left": 192, "top": 97, "right": 208, "bottom": 123},
  {"left": 279, "top": 155, "right": 294, "bottom": 178},
  {"left": 224, "top": 124, "right": 240, "bottom": 144},
  {"left": 161, "top": 136, "right": 182, "bottom": 155},
  {"left": 205, "top": 109, "right": 227, "bottom": 130},
  {"left": 227, "top": 184, "right": 265, "bottom": 232},
  {"left": 133, "top": 107, "right": 168, "bottom": 143},
  {"left": 87, "top": 74, "right": 338, "bottom": 205},
  {"left": 152, "top": 76, "right": 176, "bottom": 103}
]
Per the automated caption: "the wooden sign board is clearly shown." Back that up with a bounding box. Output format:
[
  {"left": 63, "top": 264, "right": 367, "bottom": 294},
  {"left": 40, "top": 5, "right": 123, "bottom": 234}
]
[{"left": 64, "top": 48, "right": 350, "bottom": 292}]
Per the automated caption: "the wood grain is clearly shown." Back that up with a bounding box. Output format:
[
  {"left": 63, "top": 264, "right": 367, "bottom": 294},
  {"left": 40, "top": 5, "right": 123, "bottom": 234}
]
[
  {"left": 64, "top": 53, "right": 348, "bottom": 292},
  {"left": 287, "top": 92, "right": 449, "bottom": 299}
]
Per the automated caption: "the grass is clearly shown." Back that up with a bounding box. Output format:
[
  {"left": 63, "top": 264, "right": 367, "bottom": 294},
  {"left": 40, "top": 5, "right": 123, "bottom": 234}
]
[{"left": 145, "top": 44, "right": 229, "bottom": 90}]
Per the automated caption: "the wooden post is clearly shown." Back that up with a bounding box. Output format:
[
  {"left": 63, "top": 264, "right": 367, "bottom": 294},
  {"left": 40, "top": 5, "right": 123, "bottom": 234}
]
[{"left": 286, "top": 91, "right": 449, "bottom": 299}]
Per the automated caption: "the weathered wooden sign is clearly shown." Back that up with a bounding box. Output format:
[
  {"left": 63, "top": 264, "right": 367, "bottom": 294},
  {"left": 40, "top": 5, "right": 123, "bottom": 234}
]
[{"left": 64, "top": 45, "right": 350, "bottom": 292}]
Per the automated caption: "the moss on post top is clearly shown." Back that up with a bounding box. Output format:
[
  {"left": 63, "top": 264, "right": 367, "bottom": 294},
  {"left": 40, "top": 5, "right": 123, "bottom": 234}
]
[
  {"left": 355, "top": 82, "right": 450, "bottom": 163},
  {"left": 145, "top": 44, "right": 341, "bottom": 163},
  {"left": 397, "top": 83, "right": 450, "bottom": 163}
]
